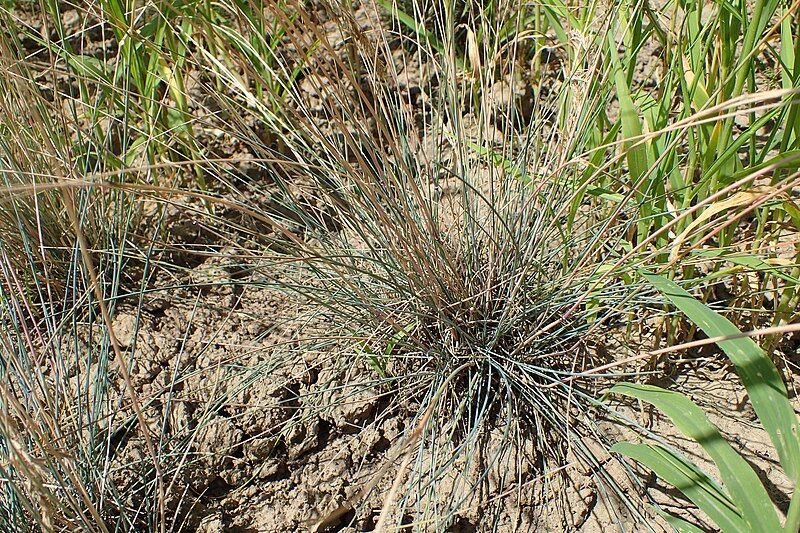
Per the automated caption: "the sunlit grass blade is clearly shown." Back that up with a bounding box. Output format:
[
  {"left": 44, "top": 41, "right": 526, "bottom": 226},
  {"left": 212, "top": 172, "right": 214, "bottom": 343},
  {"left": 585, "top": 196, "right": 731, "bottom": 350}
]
[
  {"left": 612, "top": 382, "right": 782, "bottom": 531},
  {"left": 376, "top": 0, "right": 445, "bottom": 56},
  {"left": 612, "top": 441, "right": 747, "bottom": 532},
  {"left": 691, "top": 249, "right": 800, "bottom": 285},
  {"left": 642, "top": 271, "right": 800, "bottom": 483},
  {"left": 656, "top": 508, "right": 709, "bottom": 533}
]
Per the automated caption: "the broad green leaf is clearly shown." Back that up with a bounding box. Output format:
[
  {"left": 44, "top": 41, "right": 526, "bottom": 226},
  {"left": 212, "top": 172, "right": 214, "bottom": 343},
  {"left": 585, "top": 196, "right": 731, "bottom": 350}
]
[
  {"left": 726, "top": 150, "right": 800, "bottom": 184},
  {"left": 584, "top": 187, "right": 625, "bottom": 203},
  {"left": 642, "top": 272, "right": 800, "bottom": 482},
  {"left": 692, "top": 250, "right": 800, "bottom": 285},
  {"left": 541, "top": 3, "right": 571, "bottom": 47},
  {"left": 385, "top": 320, "right": 417, "bottom": 356},
  {"left": 612, "top": 442, "right": 746, "bottom": 532},
  {"left": 613, "top": 383, "right": 781, "bottom": 531},
  {"left": 705, "top": 108, "right": 785, "bottom": 186},
  {"left": 607, "top": 30, "right": 656, "bottom": 243},
  {"left": 123, "top": 136, "right": 149, "bottom": 167},
  {"left": 376, "top": 0, "right": 446, "bottom": 58},
  {"left": 466, "top": 141, "right": 525, "bottom": 182},
  {"left": 781, "top": 197, "right": 800, "bottom": 229},
  {"left": 654, "top": 507, "right": 706, "bottom": 533},
  {"left": 682, "top": 58, "right": 710, "bottom": 113},
  {"left": 65, "top": 54, "right": 111, "bottom": 82},
  {"left": 357, "top": 342, "right": 387, "bottom": 379},
  {"left": 608, "top": 33, "right": 649, "bottom": 184},
  {"left": 780, "top": 14, "right": 796, "bottom": 90}
]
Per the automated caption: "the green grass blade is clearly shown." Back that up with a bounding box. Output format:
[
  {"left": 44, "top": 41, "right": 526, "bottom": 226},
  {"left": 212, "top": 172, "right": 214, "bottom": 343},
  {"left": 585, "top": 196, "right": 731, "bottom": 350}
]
[
  {"left": 607, "top": 30, "right": 656, "bottom": 243},
  {"left": 613, "top": 382, "right": 782, "bottom": 530},
  {"left": 654, "top": 508, "right": 707, "bottom": 533},
  {"left": 607, "top": 33, "right": 649, "bottom": 184},
  {"left": 612, "top": 441, "right": 746, "bottom": 532},
  {"left": 692, "top": 250, "right": 800, "bottom": 285},
  {"left": 376, "top": 0, "right": 445, "bottom": 56},
  {"left": 780, "top": 14, "right": 796, "bottom": 91},
  {"left": 642, "top": 271, "right": 800, "bottom": 482}
]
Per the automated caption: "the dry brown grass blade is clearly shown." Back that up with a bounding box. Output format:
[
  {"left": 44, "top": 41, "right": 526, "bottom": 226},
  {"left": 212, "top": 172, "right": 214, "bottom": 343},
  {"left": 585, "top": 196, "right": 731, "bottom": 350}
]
[{"left": 544, "top": 322, "right": 800, "bottom": 389}]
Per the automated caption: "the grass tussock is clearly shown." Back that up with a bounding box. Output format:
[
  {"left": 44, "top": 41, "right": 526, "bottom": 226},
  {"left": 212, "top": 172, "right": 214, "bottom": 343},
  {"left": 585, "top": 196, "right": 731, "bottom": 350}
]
[{"left": 0, "top": 0, "right": 799, "bottom": 530}]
